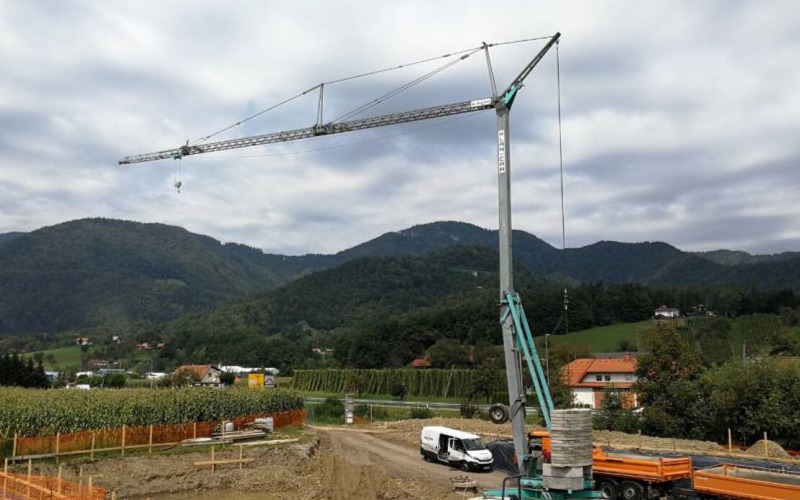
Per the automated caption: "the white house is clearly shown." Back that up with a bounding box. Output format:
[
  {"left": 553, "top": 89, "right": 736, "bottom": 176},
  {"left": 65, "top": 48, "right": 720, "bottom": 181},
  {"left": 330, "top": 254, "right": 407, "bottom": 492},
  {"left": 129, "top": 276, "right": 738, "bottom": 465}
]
[
  {"left": 563, "top": 355, "right": 638, "bottom": 409},
  {"left": 654, "top": 305, "right": 680, "bottom": 318}
]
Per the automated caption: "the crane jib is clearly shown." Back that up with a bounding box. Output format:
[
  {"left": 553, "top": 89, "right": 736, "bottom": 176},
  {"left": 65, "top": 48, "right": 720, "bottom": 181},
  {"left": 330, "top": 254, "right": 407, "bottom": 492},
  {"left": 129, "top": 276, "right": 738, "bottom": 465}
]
[{"left": 118, "top": 97, "right": 497, "bottom": 165}]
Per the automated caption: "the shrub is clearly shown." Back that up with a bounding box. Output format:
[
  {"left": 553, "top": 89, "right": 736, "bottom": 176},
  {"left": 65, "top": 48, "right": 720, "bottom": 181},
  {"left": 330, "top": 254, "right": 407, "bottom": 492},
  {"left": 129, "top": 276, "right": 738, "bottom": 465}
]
[
  {"left": 315, "top": 397, "right": 344, "bottom": 420},
  {"left": 409, "top": 406, "right": 434, "bottom": 419},
  {"left": 459, "top": 399, "right": 479, "bottom": 419},
  {"left": 389, "top": 380, "right": 407, "bottom": 401}
]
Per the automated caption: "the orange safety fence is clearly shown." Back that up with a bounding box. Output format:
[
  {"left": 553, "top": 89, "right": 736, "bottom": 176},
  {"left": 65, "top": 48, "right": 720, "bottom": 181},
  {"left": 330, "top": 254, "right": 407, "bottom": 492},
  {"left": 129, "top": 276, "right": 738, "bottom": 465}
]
[
  {"left": 0, "top": 471, "right": 105, "bottom": 500},
  {"left": 14, "top": 410, "right": 305, "bottom": 458}
]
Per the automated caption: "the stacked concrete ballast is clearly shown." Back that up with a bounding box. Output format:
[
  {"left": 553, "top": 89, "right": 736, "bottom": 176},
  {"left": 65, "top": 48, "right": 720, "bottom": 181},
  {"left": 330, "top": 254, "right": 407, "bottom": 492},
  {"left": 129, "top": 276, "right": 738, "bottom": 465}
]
[{"left": 544, "top": 409, "right": 594, "bottom": 491}]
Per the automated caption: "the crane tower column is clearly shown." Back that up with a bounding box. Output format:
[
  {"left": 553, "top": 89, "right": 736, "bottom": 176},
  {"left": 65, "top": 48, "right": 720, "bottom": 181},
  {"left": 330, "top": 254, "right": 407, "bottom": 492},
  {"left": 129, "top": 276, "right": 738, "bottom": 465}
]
[{"left": 497, "top": 103, "right": 528, "bottom": 475}]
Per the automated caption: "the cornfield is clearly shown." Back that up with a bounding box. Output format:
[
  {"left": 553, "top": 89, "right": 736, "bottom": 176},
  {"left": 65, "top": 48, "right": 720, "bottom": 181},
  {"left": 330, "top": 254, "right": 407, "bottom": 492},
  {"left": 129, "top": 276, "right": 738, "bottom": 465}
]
[
  {"left": 0, "top": 387, "right": 304, "bottom": 438},
  {"left": 292, "top": 369, "right": 489, "bottom": 398}
]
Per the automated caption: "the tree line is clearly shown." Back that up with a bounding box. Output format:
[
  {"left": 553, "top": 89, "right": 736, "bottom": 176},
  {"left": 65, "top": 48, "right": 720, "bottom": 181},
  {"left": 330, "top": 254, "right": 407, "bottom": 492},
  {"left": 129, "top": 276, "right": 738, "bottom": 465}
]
[
  {"left": 595, "top": 323, "right": 800, "bottom": 449},
  {"left": 0, "top": 353, "right": 49, "bottom": 388}
]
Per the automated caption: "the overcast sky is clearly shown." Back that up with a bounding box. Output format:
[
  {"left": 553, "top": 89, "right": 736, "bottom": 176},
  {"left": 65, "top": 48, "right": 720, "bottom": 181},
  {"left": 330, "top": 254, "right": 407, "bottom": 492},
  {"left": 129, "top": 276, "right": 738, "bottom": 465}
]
[{"left": 1, "top": 1, "right": 799, "bottom": 255}]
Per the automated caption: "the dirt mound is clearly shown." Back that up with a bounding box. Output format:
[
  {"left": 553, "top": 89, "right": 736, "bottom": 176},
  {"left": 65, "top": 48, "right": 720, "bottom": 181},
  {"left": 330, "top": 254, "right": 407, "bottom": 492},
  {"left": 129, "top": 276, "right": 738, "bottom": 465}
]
[
  {"left": 594, "top": 430, "right": 725, "bottom": 453},
  {"left": 746, "top": 440, "right": 791, "bottom": 458}
]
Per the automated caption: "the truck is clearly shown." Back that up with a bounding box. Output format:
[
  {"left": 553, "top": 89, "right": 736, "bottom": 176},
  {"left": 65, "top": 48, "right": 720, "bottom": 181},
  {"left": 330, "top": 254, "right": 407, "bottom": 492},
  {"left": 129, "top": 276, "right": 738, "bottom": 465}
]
[
  {"left": 420, "top": 426, "right": 494, "bottom": 472},
  {"left": 525, "top": 430, "right": 800, "bottom": 500},
  {"left": 591, "top": 448, "right": 692, "bottom": 500},
  {"left": 687, "top": 464, "right": 800, "bottom": 500},
  {"left": 522, "top": 431, "right": 692, "bottom": 500}
]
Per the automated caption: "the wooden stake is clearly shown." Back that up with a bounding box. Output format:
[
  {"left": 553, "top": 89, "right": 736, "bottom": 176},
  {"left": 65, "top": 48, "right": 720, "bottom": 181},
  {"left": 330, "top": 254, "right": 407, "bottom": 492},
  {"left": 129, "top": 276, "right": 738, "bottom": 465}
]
[
  {"left": 12, "top": 433, "right": 16, "bottom": 458},
  {"left": 3, "top": 458, "right": 8, "bottom": 500},
  {"left": 764, "top": 431, "right": 769, "bottom": 458},
  {"left": 149, "top": 425, "right": 154, "bottom": 454},
  {"left": 193, "top": 422, "right": 197, "bottom": 440},
  {"left": 91, "top": 432, "right": 96, "bottom": 460},
  {"left": 57, "top": 464, "right": 63, "bottom": 494},
  {"left": 239, "top": 445, "right": 243, "bottom": 470},
  {"left": 55, "top": 432, "right": 60, "bottom": 464},
  {"left": 111, "top": 492, "right": 117, "bottom": 500},
  {"left": 638, "top": 430, "right": 642, "bottom": 450},
  {"left": 728, "top": 428, "right": 732, "bottom": 453},
  {"left": 121, "top": 425, "right": 126, "bottom": 457},
  {"left": 88, "top": 476, "right": 93, "bottom": 493},
  {"left": 211, "top": 446, "right": 215, "bottom": 475},
  {"left": 26, "top": 459, "right": 32, "bottom": 500}
]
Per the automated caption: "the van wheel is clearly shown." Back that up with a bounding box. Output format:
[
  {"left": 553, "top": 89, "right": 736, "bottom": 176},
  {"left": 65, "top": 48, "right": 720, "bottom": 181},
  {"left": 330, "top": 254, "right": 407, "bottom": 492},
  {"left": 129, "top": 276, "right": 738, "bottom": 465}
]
[
  {"left": 460, "top": 461, "right": 470, "bottom": 472},
  {"left": 619, "top": 481, "right": 643, "bottom": 500},
  {"left": 488, "top": 404, "right": 510, "bottom": 424},
  {"left": 597, "top": 478, "right": 618, "bottom": 499}
]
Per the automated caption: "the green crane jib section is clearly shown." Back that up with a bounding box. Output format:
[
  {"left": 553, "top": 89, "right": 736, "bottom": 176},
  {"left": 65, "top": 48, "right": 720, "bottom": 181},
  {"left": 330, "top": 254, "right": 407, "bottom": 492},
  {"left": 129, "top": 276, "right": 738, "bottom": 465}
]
[{"left": 502, "top": 292, "right": 554, "bottom": 429}]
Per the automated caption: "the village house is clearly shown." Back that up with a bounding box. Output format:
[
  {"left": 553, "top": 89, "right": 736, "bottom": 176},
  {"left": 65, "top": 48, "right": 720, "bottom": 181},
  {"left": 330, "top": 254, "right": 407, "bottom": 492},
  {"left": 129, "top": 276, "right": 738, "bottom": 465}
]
[
  {"left": 654, "top": 305, "right": 680, "bottom": 318},
  {"left": 174, "top": 365, "right": 222, "bottom": 386},
  {"left": 75, "top": 337, "right": 92, "bottom": 346},
  {"left": 410, "top": 356, "right": 433, "bottom": 368},
  {"left": 562, "top": 355, "right": 638, "bottom": 409}
]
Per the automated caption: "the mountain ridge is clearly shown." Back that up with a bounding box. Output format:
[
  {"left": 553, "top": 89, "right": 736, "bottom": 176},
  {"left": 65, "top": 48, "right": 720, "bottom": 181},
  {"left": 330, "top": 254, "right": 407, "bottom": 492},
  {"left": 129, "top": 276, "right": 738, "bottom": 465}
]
[{"left": 0, "top": 218, "right": 798, "bottom": 334}]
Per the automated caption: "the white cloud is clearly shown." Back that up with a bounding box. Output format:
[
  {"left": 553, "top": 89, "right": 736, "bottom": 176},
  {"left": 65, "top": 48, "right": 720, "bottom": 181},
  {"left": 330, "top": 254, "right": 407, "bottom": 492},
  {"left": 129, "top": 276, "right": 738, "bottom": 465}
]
[{"left": 1, "top": 0, "right": 799, "bottom": 254}]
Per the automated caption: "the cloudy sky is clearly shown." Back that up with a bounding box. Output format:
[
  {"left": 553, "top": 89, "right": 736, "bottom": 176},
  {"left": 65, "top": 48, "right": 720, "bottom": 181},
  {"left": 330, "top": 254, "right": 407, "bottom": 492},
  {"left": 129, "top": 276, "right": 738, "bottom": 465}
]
[{"left": 1, "top": 1, "right": 799, "bottom": 255}]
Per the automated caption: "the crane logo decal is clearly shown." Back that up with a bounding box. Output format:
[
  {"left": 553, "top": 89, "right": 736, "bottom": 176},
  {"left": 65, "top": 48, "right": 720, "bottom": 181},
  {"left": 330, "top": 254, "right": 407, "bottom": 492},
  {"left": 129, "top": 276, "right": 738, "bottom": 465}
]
[{"left": 498, "top": 130, "right": 507, "bottom": 174}]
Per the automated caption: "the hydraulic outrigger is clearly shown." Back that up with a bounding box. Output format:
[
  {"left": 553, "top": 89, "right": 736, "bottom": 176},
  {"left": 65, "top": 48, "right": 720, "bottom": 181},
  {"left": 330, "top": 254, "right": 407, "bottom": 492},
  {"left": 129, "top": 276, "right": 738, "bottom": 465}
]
[{"left": 120, "top": 32, "right": 598, "bottom": 500}]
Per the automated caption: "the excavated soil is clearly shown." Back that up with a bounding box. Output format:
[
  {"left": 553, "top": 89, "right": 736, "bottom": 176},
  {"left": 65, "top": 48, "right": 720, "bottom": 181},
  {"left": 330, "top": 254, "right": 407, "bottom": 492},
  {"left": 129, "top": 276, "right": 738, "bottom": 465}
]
[
  {"left": 32, "top": 425, "right": 505, "bottom": 500},
  {"left": 26, "top": 419, "right": 798, "bottom": 499},
  {"left": 746, "top": 439, "right": 792, "bottom": 458}
]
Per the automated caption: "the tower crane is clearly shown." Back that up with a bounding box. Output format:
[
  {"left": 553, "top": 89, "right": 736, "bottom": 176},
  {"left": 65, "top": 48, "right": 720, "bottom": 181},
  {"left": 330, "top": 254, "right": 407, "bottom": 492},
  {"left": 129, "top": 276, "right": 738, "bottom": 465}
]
[{"left": 120, "top": 33, "right": 599, "bottom": 500}]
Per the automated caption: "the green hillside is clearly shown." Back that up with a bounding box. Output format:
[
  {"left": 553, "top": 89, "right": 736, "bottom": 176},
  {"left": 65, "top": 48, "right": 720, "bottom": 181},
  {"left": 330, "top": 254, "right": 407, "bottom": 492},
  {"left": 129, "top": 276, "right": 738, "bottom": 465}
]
[{"left": 1, "top": 218, "right": 799, "bottom": 336}]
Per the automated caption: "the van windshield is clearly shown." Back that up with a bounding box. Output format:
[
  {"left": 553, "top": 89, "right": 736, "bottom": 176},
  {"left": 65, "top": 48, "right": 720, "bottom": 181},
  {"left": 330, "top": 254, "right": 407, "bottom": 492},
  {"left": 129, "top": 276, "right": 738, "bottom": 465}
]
[{"left": 463, "top": 438, "right": 486, "bottom": 451}]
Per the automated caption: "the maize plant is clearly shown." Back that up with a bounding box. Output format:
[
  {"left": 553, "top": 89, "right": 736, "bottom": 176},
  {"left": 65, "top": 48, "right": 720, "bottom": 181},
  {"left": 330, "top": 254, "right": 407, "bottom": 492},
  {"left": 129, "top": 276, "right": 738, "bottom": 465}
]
[{"left": 0, "top": 387, "right": 304, "bottom": 438}]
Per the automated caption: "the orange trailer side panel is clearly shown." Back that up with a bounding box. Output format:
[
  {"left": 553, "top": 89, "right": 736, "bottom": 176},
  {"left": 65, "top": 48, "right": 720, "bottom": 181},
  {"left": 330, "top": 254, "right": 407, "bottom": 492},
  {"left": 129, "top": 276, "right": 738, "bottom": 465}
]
[
  {"left": 592, "top": 449, "right": 693, "bottom": 483},
  {"left": 693, "top": 465, "right": 800, "bottom": 500}
]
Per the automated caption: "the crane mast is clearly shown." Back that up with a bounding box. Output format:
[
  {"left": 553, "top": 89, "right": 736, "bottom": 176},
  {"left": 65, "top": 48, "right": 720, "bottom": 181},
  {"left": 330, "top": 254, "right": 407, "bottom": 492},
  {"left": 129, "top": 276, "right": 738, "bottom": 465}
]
[{"left": 119, "top": 33, "right": 599, "bottom": 499}]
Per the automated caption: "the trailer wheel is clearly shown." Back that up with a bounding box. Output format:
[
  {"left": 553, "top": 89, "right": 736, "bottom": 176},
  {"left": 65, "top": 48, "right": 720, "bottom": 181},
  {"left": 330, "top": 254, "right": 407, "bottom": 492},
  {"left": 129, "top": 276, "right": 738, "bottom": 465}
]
[
  {"left": 597, "top": 478, "right": 618, "bottom": 499},
  {"left": 619, "top": 481, "right": 644, "bottom": 500},
  {"left": 460, "top": 461, "right": 470, "bottom": 472},
  {"left": 488, "top": 404, "right": 510, "bottom": 424}
]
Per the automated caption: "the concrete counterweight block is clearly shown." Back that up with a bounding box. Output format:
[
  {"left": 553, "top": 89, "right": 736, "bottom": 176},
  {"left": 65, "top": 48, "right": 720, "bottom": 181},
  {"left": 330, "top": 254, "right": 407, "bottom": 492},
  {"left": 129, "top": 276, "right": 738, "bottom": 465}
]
[{"left": 543, "top": 408, "right": 593, "bottom": 491}]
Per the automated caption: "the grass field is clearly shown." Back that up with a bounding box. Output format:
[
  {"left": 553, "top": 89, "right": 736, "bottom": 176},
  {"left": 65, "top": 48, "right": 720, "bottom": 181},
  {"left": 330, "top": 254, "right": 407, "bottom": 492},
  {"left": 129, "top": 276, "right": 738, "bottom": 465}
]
[
  {"left": 34, "top": 345, "right": 84, "bottom": 369},
  {"left": 534, "top": 321, "right": 652, "bottom": 353},
  {"left": 31, "top": 345, "right": 150, "bottom": 371},
  {"left": 535, "top": 317, "right": 800, "bottom": 357}
]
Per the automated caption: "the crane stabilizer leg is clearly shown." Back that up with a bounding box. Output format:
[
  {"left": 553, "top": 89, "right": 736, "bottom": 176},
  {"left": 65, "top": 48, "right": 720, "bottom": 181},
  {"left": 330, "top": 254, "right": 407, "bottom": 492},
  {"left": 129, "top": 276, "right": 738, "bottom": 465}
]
[{"left": 506, "top": 293, "right": 552, "bottom": 429}]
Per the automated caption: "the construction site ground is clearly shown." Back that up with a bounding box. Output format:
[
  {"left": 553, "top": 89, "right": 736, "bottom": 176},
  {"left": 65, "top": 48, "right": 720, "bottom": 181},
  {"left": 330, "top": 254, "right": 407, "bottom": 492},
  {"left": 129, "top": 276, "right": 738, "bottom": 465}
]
[{"left": 22, "top": 418, "right": 800, "bottom": 500}]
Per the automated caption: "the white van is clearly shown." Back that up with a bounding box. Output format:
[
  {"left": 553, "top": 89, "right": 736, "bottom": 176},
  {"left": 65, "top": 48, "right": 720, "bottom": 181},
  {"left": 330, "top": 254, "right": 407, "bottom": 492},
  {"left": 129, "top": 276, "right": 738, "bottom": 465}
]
[{"left": 420, "top": 426, "right": 494, "bottom": 471}]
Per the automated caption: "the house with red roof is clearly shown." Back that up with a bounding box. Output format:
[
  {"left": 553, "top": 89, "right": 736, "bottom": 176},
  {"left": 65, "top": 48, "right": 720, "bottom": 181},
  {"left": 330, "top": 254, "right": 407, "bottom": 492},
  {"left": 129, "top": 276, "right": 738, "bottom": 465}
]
[
  {"left": 173, "top": 365, "right": 222, "bottom": 386},
  {"left": 562, "top": 354, "right": 638, "bottom": 409}
]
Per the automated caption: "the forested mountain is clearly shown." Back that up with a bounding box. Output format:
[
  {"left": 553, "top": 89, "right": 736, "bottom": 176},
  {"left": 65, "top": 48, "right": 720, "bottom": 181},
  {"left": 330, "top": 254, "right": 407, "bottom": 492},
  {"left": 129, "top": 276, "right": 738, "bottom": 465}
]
[
  {"left": 0, "top": 219, "right": 289, "bottom": 333},
  {"left": 1, "top": 218, "right": 798, "bottom": 335},
  {"left": 0, "top": 233, "right": 23, "bottom": 246},
  {"left": 160, "top": 245, "right": 548, "bottom": 368},
  {"left": 694, "top": 249, "right": 800, "bottom": 266}
]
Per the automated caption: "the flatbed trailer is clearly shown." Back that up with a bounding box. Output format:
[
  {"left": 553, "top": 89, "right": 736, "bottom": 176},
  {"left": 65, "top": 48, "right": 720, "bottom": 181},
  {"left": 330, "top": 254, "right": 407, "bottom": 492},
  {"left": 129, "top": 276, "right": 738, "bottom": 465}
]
[
  {"left": 690, "top": 464, "right": 800, "bottom": 500},
  {"left": 591, "top": 448, "right": 692, "bottom": 499}
]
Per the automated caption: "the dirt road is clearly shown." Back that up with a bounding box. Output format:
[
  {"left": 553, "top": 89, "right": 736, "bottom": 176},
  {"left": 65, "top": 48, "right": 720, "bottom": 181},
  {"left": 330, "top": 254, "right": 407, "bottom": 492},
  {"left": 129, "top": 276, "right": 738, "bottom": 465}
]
[{"left": 320, "top": 426, "right": 507, "bottom": 495}]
